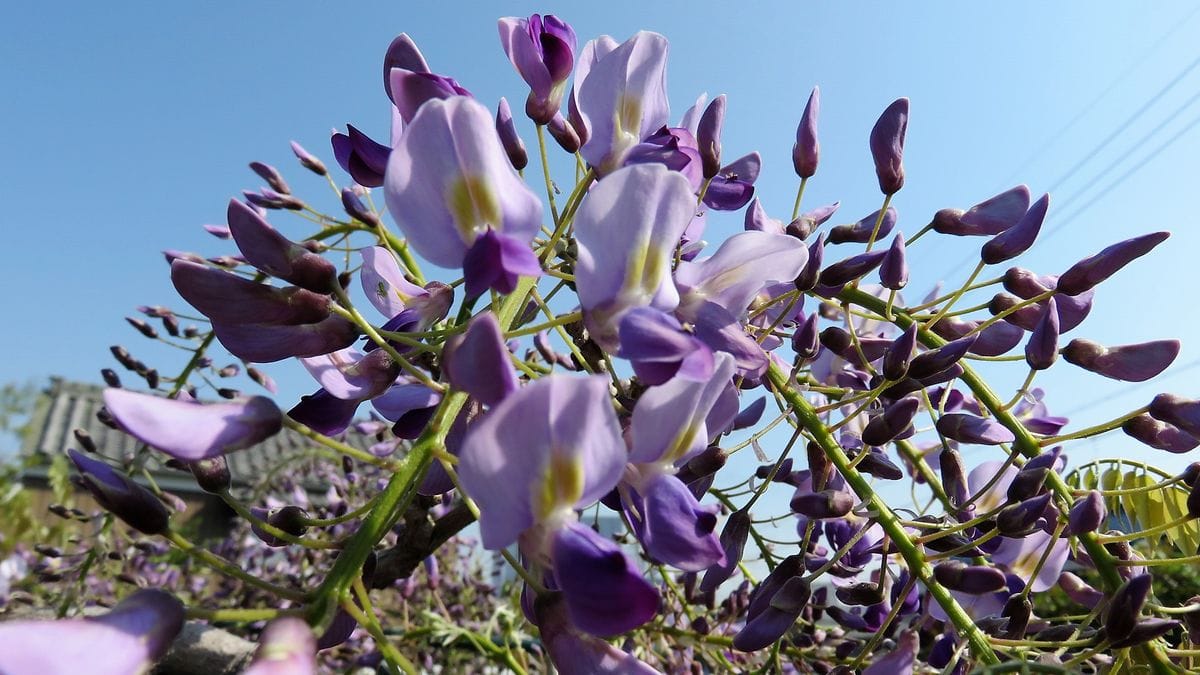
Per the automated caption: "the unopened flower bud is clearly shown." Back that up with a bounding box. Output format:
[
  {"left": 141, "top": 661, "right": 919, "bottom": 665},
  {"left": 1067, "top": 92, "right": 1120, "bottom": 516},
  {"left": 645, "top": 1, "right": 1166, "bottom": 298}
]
[
  {"left": 341, "top": 187, "right": 380, "bottom": 228},
  {"left": 1007, "top": 466, "right": 1049, "bottom": 502},
  {"left": 290, "top": 140, "right": 327, "bottom": 176},
  {"left": 817, "top": 249, "right": 887, "bottom": 287},
  {"left": 1150, "top": 393, "right": 1200, "bottom": 438},
  {"left": 190, "top": 456, "right": 231, "bottom": 494},
  {"left": 547, "top": 112, "right": 580, "bottom": 153},
  {"left": 1001, "top": 594, "right": 1033, "bottom": 638},
  {"left": 835, "top": 582, "right": 884, "bottom": 606},
  {"left": 68, "top": 449, "right": 169, "bottom": 535},
  {"left": 995, "top": 493, "right": 1052, "bottom": 536},
  {"left": 698, "top": 94, "right": 725, "bottom": 179},
  {"left": 879, "top": 233, "right": 908, "bottom": 290},
  {"left": 827, "top": 207, "right": 897, "bottom": 245},
  {"left": 1063, "top": 338, "right": 1180, "bottom": 382},
  {"left": 854, "top": 449, "right": 903, "bottom": 480},
  {"left": 981, "top": 193, "right": 1049, "bottom": 265},
  {"left": 495, "top": 97, "right": 528, "bottom": 171},
  {"left": 1068, "top": 490, "right": 1106, "bottom": 534},
  {"left": 861, "top": 396, "right": 919, "bottom": 447},
  {"left": 1104, "top": 573, "right": 1153, "bottom": 643},
  {"left": 1111, "top": 617, "right": 1180, "bottom": 649},
  {"left": 882, "top": 323, "right": 918, "bottom": 381},
  {"left": 1024, "top": 297, "right": 1059, "bottom": 370},
  {"left": 125, "top": 317, "right": 158, "bottom": 339},
  {"left": 700, "top": 510, "right": 751, "bottom": 593},
  {"left": 934, "top": 560, "right": 1007, "bottom": 594},
  {"left": 869, "top": 98, "right": 908, "bottom": 195},
  {"left": 790, "top": 489, "right": 854, "bottom": 519},
  {"left": 907, "top": 335, "right": 977, "bottom": 380},
  {"left": 937, "top": 412, "right": 1015, "bottom": 446},
  {"left": 1057, "top": 231, "right": 1170, "bottom": 296},
  {"left": 250, "top": 505, "right": 309, "bottom": 547},
  {"left": 249, "top": 161, "right": 291, "bottom": 195},
  {"left": 1122, "top": 414, "right": 1198, "bottom": 453},
  {"left": 793, "top": 87, "right": 819, "bottom": 178},
  {"left": 793, "top": 233, "right": 825, "bottom": 292}
]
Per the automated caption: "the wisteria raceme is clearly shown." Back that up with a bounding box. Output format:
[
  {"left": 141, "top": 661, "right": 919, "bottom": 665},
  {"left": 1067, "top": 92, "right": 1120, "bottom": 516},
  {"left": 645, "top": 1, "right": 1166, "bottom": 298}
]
[{"left": 29, "top": 12, "right": 1200, "bottom": 675}]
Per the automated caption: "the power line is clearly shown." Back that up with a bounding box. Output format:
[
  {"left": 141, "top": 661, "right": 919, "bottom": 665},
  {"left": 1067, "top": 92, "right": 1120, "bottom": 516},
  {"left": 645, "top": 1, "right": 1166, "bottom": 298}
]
[{"left": 995, "top": 3, "right": 1200, "bottom": 189}]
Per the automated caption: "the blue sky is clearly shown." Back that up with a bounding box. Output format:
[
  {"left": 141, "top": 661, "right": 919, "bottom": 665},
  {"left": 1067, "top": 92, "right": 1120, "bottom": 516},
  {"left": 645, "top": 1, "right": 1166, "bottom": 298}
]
[{"left": 3, "top": 1, "right": 1200, "bottom": 487}]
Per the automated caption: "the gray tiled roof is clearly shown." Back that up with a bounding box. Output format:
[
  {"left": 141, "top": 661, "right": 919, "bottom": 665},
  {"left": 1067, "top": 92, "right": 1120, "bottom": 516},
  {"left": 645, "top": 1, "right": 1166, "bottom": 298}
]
[{"left": 20, "top": 378, "right": 374, "bottom": 494}]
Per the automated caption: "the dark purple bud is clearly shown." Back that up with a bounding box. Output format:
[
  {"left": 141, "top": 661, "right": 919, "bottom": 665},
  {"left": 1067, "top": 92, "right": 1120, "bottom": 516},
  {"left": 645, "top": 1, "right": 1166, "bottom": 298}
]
[
  {"left": 1182, "top": 462, "right": 1200, "bottom": 487},
  {"left": 1004, "top": 267, "right": 1051, "bottom": 298},
  {"left": 1059, "top": 571, "right": 1105, "bottom": 609},
  {"left": 907, "top": 335, "right": 978, "bottom": 380},
  {"left": 331, "top": 125, "right": 390, "bottom": 188},
  {"left": 250, "top": 505, "right": 309, "bottom": 547},
  {"left": 988, "top": 292, "right": 1042, "bottom": 331},
  {"left": 935, "top": 185, "right": 1031, "bottom": 236},
  {"left": 807, "top": 441, "right": 831, "bottom": 490},
  {"left": 981, "top": 193, "right": 1049, "bottom": 265},
  {"left": 1063, "top": 338, "right": 1180, "bottom": 382},
  {"left": 940, "top": 448, "right": 969, "bottom": 509},
  {"left": 827, "top": 207, "right": 897, "bottom": 245},
  {"left": 835, "top": 581, "right": 884, "bottom": 606},
  {"left": 68, "top": 449, "right": 169, "bottom": 535},
  {"left": 1111, "top": 618, "right": 1180, "bottom": 649},
  {"left": 818, "top": 249, "right": 887, "bottom": 287},
  {"left": 1024, "top": 297, "right": 1059, "bottom": 370},
  {"left": 126, "top": 317, "right": 158, "bottom": 339},
  {"left": 289, "top": 140, "right": 327, "bottom": 176},
  {"left": 189, "top": 456, "right": 231, "bottom": 494},
  {"left": 698, "top": 94, "right": 725, "bottom": 179},
  {"left": 733, "top": 397, "right": 767, "bottom": 431},
  {"left": 861, "top": 397, "right": 920, "bottom": 447},
  {"left": 869, "top": 98, "right": 908, "bottom": 195},
  {"left": 1123, "top": 410, "right": 1200, "bottom": 451},
  {"left": 547, "top": 112, "right": 581, "bottom": 153},
  {"left": 734, "top": 576, "right": 810, "bottom": 652},
  {"left": 883, "top": 323, "right": 918, "bottom": 381},
  {"left": 1068, "top": 490, "right": 1105, "bottom": 535},
  {"left": 1150, "top": 394, "right": 1200, "bottom": 438},
  {"left": 341, "top": 187, "right": 380, "bottom": 228},
  {"left": 792, "top": 233, "right": 825, "bottom": 292},
  {"left": 1001, "top": 594, "right": 1033, "bottom": 639},
  {"left": 1058, "top": 231, "right": 1170, "bottom": 296},
  {"left": 1104, "top": 573, "right": 1153, "bottom": 642},
  {"left": 933, "top": 560, "right": 1007, "bottom": 594},
  {"left": 101, "top": 368, "right": 121, "bottom": 388},
  {"left": 1007, "top": 466, "right": 1049, "bottom": 502},
  {"left": 995, "top": 493, "right": 1053, "bottom": 536},
  {"left": 879, "top": 233, "right": 908, "bottom": 290},
  {"left": 793, "top": 87, "right": 819, "bottom": 178},
  {"left": 249, "top": 161, "right": 290, "bottom": 195},
  {"left": 791, "top": 489, "right": 854, "bottom": 519},
  {"left": 700, "top": 510, "right": 751, "bottom": 593},
  {"left": 854, "top": 449, "right": 904, "bottom": 480},
  {"left": 495, "top": 98, "right": 528, "bottom": 171},
  {"left": 73, "top": 428, "right": 98, "bottom": 454},
  {"left": 227, "top": 200, "right": 337, "bottom": 293}
]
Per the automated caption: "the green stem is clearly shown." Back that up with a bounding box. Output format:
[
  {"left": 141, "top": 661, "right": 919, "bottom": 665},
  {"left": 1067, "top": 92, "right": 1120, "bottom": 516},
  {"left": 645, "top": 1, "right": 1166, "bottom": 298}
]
[
  {"left": 165, "top": 530, "right": 306, "bottom": 600},
  {"left": 1040, "top": 406, "right": 1150, "bottom": 446}
]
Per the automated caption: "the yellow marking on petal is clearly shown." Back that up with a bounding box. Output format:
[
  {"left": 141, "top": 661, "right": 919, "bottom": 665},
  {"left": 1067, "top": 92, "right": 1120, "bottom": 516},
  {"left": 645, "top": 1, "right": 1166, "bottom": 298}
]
[
  {"left": 620, "top": 236, "right": 668, "bottom": 304},
  {"left": 534, "top": 451, "right": 585, "bottom": 520},
  {"left": 662, "top": 421, "right": 702, "bottom": 466},
  {"left": 447, "top": 175, "right": 501, "bottom": 242},
  {"left": 616, "top": 94, "right": 642, "bottom": 139}
]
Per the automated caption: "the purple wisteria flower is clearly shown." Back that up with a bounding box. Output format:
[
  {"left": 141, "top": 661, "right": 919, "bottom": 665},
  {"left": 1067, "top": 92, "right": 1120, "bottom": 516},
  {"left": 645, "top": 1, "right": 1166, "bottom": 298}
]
[
  {"left": 243, "top": 617, "right": 317, "bottom": 675},
  {"left": 458, "top": 375, "right": 659, "bottom": 636},
  {"left": 574, "top": 163, "right": 695, "bottom": 350},
  {"left": 385, "top": 96, "right": 543, "bottom": 298},
  {"left": 103, "top": 388, "right": 282, "bottom": 461},
  {"left": 576, "top": 31, "right": 670, "bottom": 174},
  {"left": 498, "top": 14, "right": 577, "bottom": 124},
  {"left": 0, "top": 589, "right": 183, "bottom": 675}
]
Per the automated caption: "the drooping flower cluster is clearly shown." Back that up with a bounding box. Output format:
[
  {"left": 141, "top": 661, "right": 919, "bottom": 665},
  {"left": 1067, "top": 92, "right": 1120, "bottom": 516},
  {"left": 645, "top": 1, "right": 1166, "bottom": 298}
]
[{"left": 13, "top": 11, "right": 1200, "bottom": 675}]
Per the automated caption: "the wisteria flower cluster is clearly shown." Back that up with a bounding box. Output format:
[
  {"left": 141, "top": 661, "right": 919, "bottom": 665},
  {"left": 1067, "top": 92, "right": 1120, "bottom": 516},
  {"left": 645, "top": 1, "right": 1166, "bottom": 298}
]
[{"left": 6, "top": 11, "right": 1200, "bottom": 675}]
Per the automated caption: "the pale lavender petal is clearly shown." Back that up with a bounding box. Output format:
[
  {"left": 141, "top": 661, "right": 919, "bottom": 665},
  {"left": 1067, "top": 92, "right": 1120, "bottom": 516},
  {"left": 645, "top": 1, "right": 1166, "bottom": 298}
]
[
  {"left": 170, "top": 259, "right": 331, "bottom": 326},
  {"left": 104, "top": 388, "right": 282, "bottom": 461},
  {"left": 244, "top": 617, "right": 317, "bottom": 675},
  {"left": 299, "top": 348, "right": 398, "bottom": 400},
  {"left": 578, "top": 32, "right": 670, "bottom": 173},
  {"left": 359, "top": 246, "right": 428, "bottom": 319},
  {"left": 624, "top": 471, "right": 724, "bottom": 571},
  {"left": 675, "top": 231, "right": 807, "bottom": 320},
  {"left": 212, "top": 315, "right": 359, "bottom": 363},
  {"left": 630, "top": 353, "right": 735, "bottom": 465}
]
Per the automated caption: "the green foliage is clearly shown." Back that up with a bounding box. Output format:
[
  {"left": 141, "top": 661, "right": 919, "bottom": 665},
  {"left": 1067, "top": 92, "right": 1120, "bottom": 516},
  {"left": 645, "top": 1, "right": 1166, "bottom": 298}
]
[{"left": 1068, "top": 459, "right": 1200, "bottom": 557}]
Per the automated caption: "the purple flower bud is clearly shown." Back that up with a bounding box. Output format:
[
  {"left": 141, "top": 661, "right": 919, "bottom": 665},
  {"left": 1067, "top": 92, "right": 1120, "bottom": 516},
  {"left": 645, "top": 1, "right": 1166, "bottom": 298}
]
[
  {"left": 227, "top": 200, "right": 337, "bottom": 293},
  {"left": 250, "top": 505, "right": 308, "bottom": 547},
  {"left": 934, "top": 185, "right": 1032, "bottom": 236},
  {"left": 289, "top": 140, "right": 327, "bottom": 176},
  {"left": 700, "top": 510, "right": 751, "bottom": 593},
  {"left": 937, "top": 412, "right": 1015, "bottom": 446},
  {"left": 1024, "top": 297, "right": 1059, "bottom": 370},
  {"left": 382, "top": 34, "right": 430, "bottom": 100},
  {"left": 331, "top": 124, "right": 390, "bottom": 188},
  {"left": 1001, "top": 594, "right": 1033, "bottom": 639},
  {"left": 189, "top": 456, "right": 231, "bottom": 494},
  {"left": 244, "top": 617, "right": 317, "bottom": 675},
  {"left": 907, "top": 335, "right": 977, "bottom": 380},
  {"left": 933, "top": 560, "right": 1007, "bottom": 594},
  {"left": 818, "top": 249, "right": 887, "bottom": 287},
  {"left": 995, "top": 493, "right": 1053, "bottom": 536},
  {"left": 861, "top": 397, "right": 920, "bottom": 447},
  {"left": 68, "top": 449, "right": 169, "bottom": 535},
  {"left": 793, "top": 87, "right": 819, "bottom": 178},
  {"left": 790, "top": 489, "right": 854, "bottom": 519},
  {"left": 1057, "top": 231, "right": 1170, "bottom": 296},
  {"left": 733, "top": 576, "right": 810, "bottom": 652},
  {"left": 879, "top": 233, "right": 908, "bottom": 290},
  {"left": 1122, "top": 414, "right": 1199, "bottom": 453},
  {"left": 1150, "top": 393, "right": 1200, "bottom": 438},
  {"left": 249, "top": 161, "right": 290, "bottom": 195},
  {"left": 698, "top": 94, "right": 725, "bottom": 179},
  {"left": 869, "top": 98, "right": 908, "bottom": 195},
  {"left": 499, "top": 15, "right": 577, "bottom": 124},
  {"left": 988, "top": 292, "right": 1041, "bottom": 331},
  {"left": 103, "top": 388, "right": 282, "bottom": 461},
  {"left": 793, "top": 233, "right": 826, "bottom": 292},
  {"left": 854, "top": 449, "right": 904, "bottom": 480},
  {"left": 1104, "top": 573, "right": 1153, "bottom": 642},
  {"left": 1063, "top": 338, "right": 1180, "bottom": 382},
  {"left": 882, "top": 323, "right": 918, "bottom": 381},
  {"left": 940, "top": 447, "right": 970, "bottom": 510},
  {"left": 1068, "top": 490, "right": 1106, "bottom": 535},
  {"left": 863, "top": 631, "right": 917, "bottom": 675},
  {"left": 981, "top": 193, "right": 1049, "bottom": 265},
  {"left": 547, "top": 111, "right": 581, "bottom": 153},
  {"left": 1007, "top": 466, "right": 1049, "bottom": 502},
  {"left": 495, "top": 97, "right": 528, "bottom": 171},
  {"left": 1111, "top": 618, "right": 1180, "bottom": 649},
  {"left": 827, "top": 207, "right": 898, "bottom": 245},
  {"left": 341, "top": 187, "right": 380, "bottom": 228},
  {"left": 835, "top": 581, "right": 884, "bottom": 606},
  {"left": 1059, "top": 571, "right": 1105, "bottom": 609},
  {"left": 1004, "top": 266, "right": 1051, "bottom": 297},
  {"left": 443, "top": 311, "right": 518, "bottom": 406}
]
